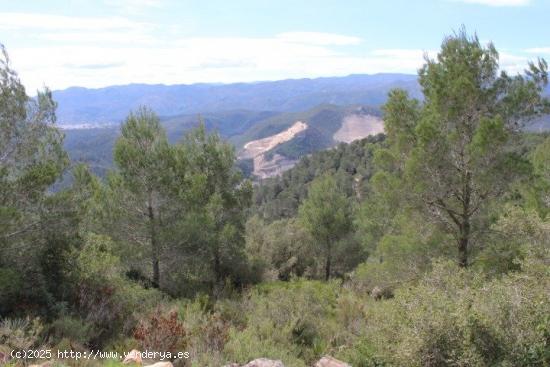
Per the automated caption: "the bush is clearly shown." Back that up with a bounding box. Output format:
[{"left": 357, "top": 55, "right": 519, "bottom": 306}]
[
  {"left": 224, "top": 280, "right": 339, "bottom": 366},
  {"left": 0, "top": 269, "right": 23, "bottom": 315},
  {"left": 0, "top": 318, "right": 47, "bottom": 365},
  {"left": 245, "top": 217, "right": 315, "bottom": 281},
  {"left": 0, "top": 317, "right": 44, "bottom": 351},
  {"left": 134, "top": 308, "right": 186, "bottom": 355},
  {"left": 48, "top": 316, "right": 97, "bottom": 347},
  {"left": 336, "top": 338, "right": 388, "bottom": 367},
  {"left": 477, "top": 205, "right": 550, "bottom": 276},
  {"left": 356, "top": 258, "right": 550, "bottom": 366},
  {"left": 350, "top": 213, "right": 452, "bottom": 297},
  {"left": 178, "top": 298, "right": 232, "bottom": 367},
  {"left": 74, "top": 233, "right": 165, "bottom": 347}
]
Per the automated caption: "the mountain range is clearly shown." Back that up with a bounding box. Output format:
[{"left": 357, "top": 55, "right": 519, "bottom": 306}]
[{"left": 53, "top": 73, "right": 420, "bottom": 126}]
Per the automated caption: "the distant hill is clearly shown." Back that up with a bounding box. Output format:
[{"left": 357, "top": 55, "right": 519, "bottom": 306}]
[
  {"left": 226, "top": 104, "right": 381, "bottom": 147},
  {"left": 162, "top": 110, "right": 280, "bottom": 143},
  {"left": 52, "top": 74, "right": 419, "bottom": 125},
  {"left": 63, "top": 126, "right": 119, "bottom": 178}
]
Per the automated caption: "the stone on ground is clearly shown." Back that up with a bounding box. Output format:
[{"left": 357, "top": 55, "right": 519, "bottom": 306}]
[{"left": 314, "top": 355, "right": 351, "bottom": 367}]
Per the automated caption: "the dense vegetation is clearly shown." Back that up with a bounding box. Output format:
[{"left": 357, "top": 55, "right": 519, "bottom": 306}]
[
  {"left": 1, "top": 31, "right": 550, "bottom": 367},
  {"left": 253, "top": 134, "right": 384, "bottom": 221}
]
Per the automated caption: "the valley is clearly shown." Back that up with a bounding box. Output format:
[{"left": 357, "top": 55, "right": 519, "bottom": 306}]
[{"left": 63, "top": 104, "right": 386, "bottom": 180}]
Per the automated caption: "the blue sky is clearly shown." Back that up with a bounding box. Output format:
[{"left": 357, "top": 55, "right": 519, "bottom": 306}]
[{"left": 1, "top": 0, "right": 549, "bottom": 91}]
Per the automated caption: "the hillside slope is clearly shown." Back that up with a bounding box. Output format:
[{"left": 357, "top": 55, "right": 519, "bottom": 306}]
[
  {"left": 237, "top": 105, "right": 383, "bottom": 177},
  {"left": 253, "top": 134, "right": 386, "bottom": 221}
]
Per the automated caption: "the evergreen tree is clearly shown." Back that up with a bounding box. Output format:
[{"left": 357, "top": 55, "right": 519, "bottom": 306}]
[
  {"left": 298, "top": 174, "right": 352, "bottom": 280},
  {"left": 176, "top": 124, "right": 252, "bottom": 291},
  {"left": 530, "top": 136, "right": 550, "bottom": 217},
  {"left": 378, "top": 30, "right": 549, "bottom": 266},
  {"left": 0, "top": 45, "right": 69, "bottom": 314},
  {"left": 109, "top": 106, "right": 173, "bottom": 288}
]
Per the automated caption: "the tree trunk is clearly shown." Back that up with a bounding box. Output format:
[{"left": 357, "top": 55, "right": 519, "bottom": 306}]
[
  {"left": 325, "top": 242, "right": 332, "bottom": 281},
  {"left": 214, "top": 247, "right": 221, "bottom": 283},
  {"left": 458, "top": 229, "right": 469, "bottom": 267},
  {"left": 148, "top": 193, "right": 160, "bottom": 288},
  {"left": 210, "top": 246, "right": 222, "bottom": 296},
  {"left": 458, "top": 172, "right": 472, "bottom": 268}
]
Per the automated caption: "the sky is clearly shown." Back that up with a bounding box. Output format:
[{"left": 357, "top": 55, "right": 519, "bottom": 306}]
[{"left": 1, "top": 0, "right": 550, "bottom": 92}]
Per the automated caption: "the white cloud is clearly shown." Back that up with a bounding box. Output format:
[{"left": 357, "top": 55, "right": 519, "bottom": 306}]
[
  {"left": 276, "top": 32, "right": 361, "bottom": 46},
  {"left": 371, "top": 48, "right": 438, "bottom": 59},
  {"left": 103, "top": 0, "right": 164, "bottom": 14},
  {"left": 11, "top": 41, "right": 422, "bottom": 92},
  {"left": 10, "top": 41, "right": 532, "bottom": 93},
  {"left": 2, "top": 12, "right": 532, "bottom": 92},
  {"left": 452, "top": 0, "right": 530, "bottom": 6},
  {"left": 105, "top": 0, "right": 164, "bottom": 8},
  {"left": 499, "top": 52, "right": 529, "bottom": 74},
  {"left": 5, "top": 45, "right": 422, "bottom": 93},
  {"left": 5, "top": 20, "right": 373, "bottom": 91},
  {"left": 39, "top": 31, "right": 157, "bottom": 44},
  {"left": 0, "top": 12, "right": 148, "bottom": 31},
  {"left": 525, "top": 47, "right": 550, "bottom": 54}
]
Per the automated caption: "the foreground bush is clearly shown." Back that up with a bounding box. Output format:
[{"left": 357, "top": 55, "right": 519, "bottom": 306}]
[
  {"left": 134, "top": 308, "right": 186, "bottom": 354},
  {"left": 352, "top": 256, "right": 550, "bottom": 367},
  {"left": 219, "top": 236, "right": 549, "bottom": 367},
  {"left": 74, "top": 234, "right": 164, "bottom": 348},
  {"left": 223, "top": 280, "right": 340, "bottom": 366}
]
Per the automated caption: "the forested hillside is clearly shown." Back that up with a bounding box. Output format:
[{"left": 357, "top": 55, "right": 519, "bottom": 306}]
[
  {"left": 253, "top": 134, "right": 385, "bottom": 221},
  {"left": 2, "top": 31, "right": 550, "bottom": 367}
]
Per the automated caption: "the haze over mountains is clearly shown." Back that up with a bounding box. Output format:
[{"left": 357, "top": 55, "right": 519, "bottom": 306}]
[{"left": 53, "top": 73, "right": 420, "bottom": 126}]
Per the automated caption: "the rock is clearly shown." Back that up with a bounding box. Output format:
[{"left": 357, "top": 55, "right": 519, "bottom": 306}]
[
  {"left": 314, "top": 356, "right": 351, "bottom": 367},
  {"left": 222, "top": 364, "right": 240, "bottom": 367},
  {"left": 243, "top": 358, "right": 285, "bottom": 367},
  {"left": 370, "top": 286, "right": 383, "bottom": 300},
  {"left": 144, "top": 363, "right": 173, "bottom": 367},
  {"left": 370, "top": 286, "right": 393, "bottom": 300},
  {"left": 123, "top": 349, "right": 143, "bottom": 365}
]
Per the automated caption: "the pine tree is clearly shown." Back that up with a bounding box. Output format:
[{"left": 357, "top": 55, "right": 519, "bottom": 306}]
[{"left": 379, "top": 30, "right": 549, "bottom": 266}]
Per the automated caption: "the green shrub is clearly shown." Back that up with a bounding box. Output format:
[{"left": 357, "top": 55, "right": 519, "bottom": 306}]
[
  {"left": 224, "top": 280, "right": 339, "bottom": 366},
  {"left": 477, "top": 205, "right": 550, "bottom": 276},
  {"left": 48, "top": 316, "right": 97, "bottom": 347},
  {"left": 336, "top": 338, "right": 388, "bottom": 367},
  {"left": 0, "top": 268, "right": 23, "bottom": 315},
  {"left": 74, "top": 233, "right": 164, "bottom": 347},
  {"left": 357, "top": 258, "right": 550, "bottom": 366},
  {"left": 180, "top": 299, "right": 231, "bottom": 363},
  {"left": 0, "top": 317, "right": 44, "bottom": 351}
]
